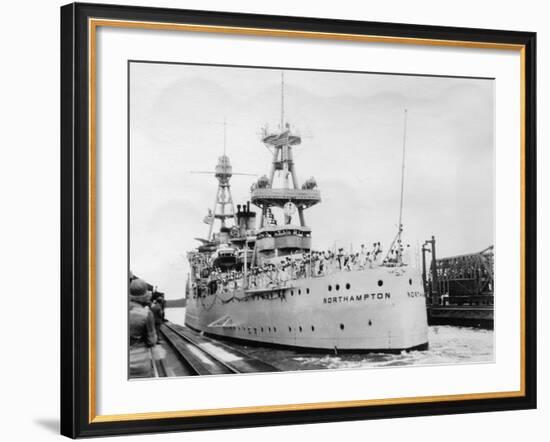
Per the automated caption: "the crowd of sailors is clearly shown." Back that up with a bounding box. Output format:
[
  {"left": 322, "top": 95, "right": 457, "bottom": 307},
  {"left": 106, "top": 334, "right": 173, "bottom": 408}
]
[{"left": 192, "top": 242, "right": 411, "bottom": 294}]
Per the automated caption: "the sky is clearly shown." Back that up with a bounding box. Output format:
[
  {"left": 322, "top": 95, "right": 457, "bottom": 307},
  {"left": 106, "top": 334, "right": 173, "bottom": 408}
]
[{"left": 129, "top": 62, "right": 494, "bottom": 299}]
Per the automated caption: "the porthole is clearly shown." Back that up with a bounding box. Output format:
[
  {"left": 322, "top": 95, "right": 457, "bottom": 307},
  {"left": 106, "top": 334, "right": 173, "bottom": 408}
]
[
  {"left": 298, "top": 289, "right": 301, "bottom": 295},
  {"left": 274, "top": 327, "right": 277, "bottom": 332},
  {"left": 378, "top": 280, "right": 383, "bottom": 287},
  {"left": 328, "top": 285, "right": 332, "bottom": 291},
  {"left": 340, "top": 323, "right": 345, "bottom": 330},
  {"left": 289, "top": 326, "right": 292, "bottom": 332},
  {"left": 311, "top": 325, "right": 315, "bottom": 332},
  {"left": 368, "top": 320, "right": 372, "bottom": 326},
  {"left": 336, "top": 284, "right": 340, "bottom": 291},
  {"left": 291, "top": 290, "right": 294, "bottom": 296},
  {"left": 409, "top": 278, "right": 413, "bottom": 285},
  {"left": 299, "top": 326, "right": 303, "bottom": 332},
  {"left": 306, "top": 288, "right": 310, "bottom": 294},
  {"left": 268, "top": 327, "right": 271, "bottom": 332},
  {"left": 346, "top": 283, "right": 351, "bottom": 290}
]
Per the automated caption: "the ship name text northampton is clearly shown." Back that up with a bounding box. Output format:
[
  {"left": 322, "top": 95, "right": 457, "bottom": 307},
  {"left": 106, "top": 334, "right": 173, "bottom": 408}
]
[{"left": 323, "top": 293, "right": 391, "bottom": 304}]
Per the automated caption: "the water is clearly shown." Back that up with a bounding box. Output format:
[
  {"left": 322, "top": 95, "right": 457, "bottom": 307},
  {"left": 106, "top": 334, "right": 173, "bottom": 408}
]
[{"left": 164, "top": 307, "right": 494, "bottom": 371}]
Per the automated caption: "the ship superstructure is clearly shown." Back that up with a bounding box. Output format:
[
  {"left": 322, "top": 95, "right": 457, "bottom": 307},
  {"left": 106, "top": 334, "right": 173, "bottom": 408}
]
[{"left": 185, "top": 73, "right": 428, "bottom": 352}]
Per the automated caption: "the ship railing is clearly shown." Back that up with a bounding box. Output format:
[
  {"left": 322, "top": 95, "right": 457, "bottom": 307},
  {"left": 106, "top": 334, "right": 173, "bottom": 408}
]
[{"left": 211, "top": 258, "right": 393, "bottom": 293}]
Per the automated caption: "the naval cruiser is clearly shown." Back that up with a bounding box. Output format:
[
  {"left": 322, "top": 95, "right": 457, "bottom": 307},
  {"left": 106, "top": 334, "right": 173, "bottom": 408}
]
[{"left": 184, "top": 75, "right": 429, "bottom": 352}]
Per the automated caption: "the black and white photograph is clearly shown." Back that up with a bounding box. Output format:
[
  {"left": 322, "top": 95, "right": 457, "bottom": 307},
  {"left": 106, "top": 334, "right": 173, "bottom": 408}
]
[{"left": 128, "top": 62, "right": 495, "bottom": 379}]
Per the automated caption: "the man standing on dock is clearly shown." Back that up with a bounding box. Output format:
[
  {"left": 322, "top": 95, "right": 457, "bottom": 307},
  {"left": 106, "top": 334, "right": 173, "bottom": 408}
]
[
  {"left": 129, "top": 278, "right": 158, "bottom": 378},
  {"left": 150, "top": 295, "right": 164, "bottom": 344}
]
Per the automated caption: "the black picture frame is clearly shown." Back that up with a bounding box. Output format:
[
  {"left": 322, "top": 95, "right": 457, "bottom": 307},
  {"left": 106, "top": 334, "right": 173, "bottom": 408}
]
[{"left": 61, "top": 2, "right": 537, "bottom": 438}]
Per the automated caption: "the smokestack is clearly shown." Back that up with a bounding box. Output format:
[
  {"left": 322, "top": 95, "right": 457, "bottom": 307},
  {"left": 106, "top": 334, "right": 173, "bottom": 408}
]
[
  {"left": 237, "top": 204, "right": 241, "bottom": 213},
  {"left": 247, "top": 201, "right": 250, "bottom": 212}
]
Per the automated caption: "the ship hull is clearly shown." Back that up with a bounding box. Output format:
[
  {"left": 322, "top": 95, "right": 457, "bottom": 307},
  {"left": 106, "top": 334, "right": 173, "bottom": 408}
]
[{"left": 185, "top": 266, "right": 428, "bottom": 351}]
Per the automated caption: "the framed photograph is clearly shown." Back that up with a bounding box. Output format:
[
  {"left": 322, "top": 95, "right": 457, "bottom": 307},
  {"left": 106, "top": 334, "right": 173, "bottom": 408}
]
[{"left": 60, "top": 2, "right": 536, "bottom": 438}]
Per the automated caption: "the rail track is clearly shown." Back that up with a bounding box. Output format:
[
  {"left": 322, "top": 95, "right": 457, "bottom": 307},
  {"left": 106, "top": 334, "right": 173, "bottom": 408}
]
[
  {"left": 151, "top": 350, "right": 169, "bottom": 377},
  {"left": 159, "top": 322, "right": 279, "bottom": 376}
]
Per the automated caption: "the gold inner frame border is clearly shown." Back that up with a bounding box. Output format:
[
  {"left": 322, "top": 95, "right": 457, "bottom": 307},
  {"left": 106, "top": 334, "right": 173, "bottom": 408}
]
[{"left": 87, "top": 17, "right": 527, "bottom": 424}]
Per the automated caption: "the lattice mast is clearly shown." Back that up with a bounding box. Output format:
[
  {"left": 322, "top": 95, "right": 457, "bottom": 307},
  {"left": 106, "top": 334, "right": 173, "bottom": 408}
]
[
  {"left": 252, "top": 71, "right": 321, "bottom": 227},
  {"left": 191, "top": 119, "right": 255, "bottom": 241}
]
